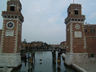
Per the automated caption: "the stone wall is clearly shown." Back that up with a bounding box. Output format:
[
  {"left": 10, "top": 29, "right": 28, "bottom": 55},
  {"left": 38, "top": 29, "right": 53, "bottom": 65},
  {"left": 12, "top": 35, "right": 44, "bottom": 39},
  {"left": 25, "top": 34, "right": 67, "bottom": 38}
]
[
  {"left": 0, "top": 53, "right": 21, "bottom": 67},
  {"left": 65, "top": 53, "right": 96, "bottom": 65},
  {"left": 65, "top": 53, "right": 88, "bottom": 65}
]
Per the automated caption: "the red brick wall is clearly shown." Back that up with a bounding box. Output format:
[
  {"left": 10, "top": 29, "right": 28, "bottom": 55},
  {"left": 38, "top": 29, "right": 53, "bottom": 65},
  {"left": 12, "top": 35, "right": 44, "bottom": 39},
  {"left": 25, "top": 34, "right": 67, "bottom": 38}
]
[
  {"left": 72, "top": 23, "right": 86, "bottom": 53},
  {"left": 86, "top": 37, "right": 96, "bottom": 54},
  {"left": 2, "top": 19, "right": 22, "bottom": 53},
  {"left": 84, "top": 25, "right": 96, "bottom": 55},
  {"left": 66, "top": 24, "right": 70, "bottom": 52},
  {"left": 2, "top": 0, "right": 23, "bottom": 53},
  {"left": 2, "top": 20, "right": 17, "bottom": 53}
]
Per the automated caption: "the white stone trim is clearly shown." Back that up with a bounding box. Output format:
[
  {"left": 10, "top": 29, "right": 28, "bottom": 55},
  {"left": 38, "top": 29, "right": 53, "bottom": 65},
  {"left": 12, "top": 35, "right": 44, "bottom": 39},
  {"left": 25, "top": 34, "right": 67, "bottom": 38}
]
[
  {"left": 84, "top": 36, "right": 87, "bottom": 49},
  {"left": 3, "top": 18, "right": 21, "bottom": 22},
  {"left": 74, "top": 31, "right": 82, "bottom": 38},
  {"left": 14, "top": 21, "right": 19, "bottom": 53},
  {"left": 72, "top": 64, "right": 87, "bottom": 72},
  {"left": 10, "top": 4, "right": 16, "bottom": 7},
  {"left": 70, "top": 23, "right": 73, "bottom": 53},
  {"left": 5, "top": 30, "right": 14, "bottom": 36},
  {"left": 66, "top": 21, "right": 84, "bottom": 25},
  {"left": 82, "top": 23, "right": 87, "bottom": 49}
]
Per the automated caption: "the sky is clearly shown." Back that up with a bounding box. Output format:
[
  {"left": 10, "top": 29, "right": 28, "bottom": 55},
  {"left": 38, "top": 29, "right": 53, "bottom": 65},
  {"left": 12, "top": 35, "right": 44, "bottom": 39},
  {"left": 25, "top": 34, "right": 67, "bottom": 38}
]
[{"left": 0, "top": 0, "right": 96, "bottom": 44}]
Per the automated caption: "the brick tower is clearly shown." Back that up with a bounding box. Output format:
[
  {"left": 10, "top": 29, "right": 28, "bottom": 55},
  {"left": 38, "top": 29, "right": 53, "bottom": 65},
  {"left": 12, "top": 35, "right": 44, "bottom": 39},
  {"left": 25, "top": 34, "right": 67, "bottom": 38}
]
[
  {"left": 65, "top": 4, "right": 87, "bottom": 65},
  {"left": 0, "top": 0, "right": 24, "bottom": 67}
]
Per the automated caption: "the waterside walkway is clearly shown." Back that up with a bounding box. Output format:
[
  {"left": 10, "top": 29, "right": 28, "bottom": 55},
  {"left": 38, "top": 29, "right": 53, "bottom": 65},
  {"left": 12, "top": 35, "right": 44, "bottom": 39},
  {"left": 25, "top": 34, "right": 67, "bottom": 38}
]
[{"left": 75, "top": 60, "right": 96, "bottom": 72}]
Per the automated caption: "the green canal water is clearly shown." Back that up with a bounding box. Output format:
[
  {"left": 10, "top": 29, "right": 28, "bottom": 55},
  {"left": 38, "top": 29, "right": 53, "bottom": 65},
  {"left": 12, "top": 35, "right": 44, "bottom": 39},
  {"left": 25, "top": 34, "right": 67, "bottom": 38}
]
[{"left": 17, "top": 51, "right": 75, "bottom": 72}]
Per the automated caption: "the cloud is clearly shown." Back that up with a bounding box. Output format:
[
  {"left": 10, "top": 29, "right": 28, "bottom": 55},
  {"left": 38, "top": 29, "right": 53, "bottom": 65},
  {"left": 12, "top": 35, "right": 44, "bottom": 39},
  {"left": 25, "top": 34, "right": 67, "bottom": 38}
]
[
  {"left": 89, "top": 13, "right": 96, "bottom": 19},
  {"left": 48, "top": 16, "right": 58, "bottom": 23},
  {"left": 0, "top": 0, "right": 96, "bottom": 44},
  {"left": 20, "top": 0, "right": 68, "bottom": 44},
  {"left": 21, "top": 0, "right": 96, "bottom": 44}
]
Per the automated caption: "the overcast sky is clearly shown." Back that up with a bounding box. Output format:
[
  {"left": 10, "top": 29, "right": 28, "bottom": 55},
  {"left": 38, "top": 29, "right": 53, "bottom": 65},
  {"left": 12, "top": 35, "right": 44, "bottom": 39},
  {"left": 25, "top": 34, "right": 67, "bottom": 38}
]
[{"left": 0, "top": 0, "right": 96, "bottom": 44}]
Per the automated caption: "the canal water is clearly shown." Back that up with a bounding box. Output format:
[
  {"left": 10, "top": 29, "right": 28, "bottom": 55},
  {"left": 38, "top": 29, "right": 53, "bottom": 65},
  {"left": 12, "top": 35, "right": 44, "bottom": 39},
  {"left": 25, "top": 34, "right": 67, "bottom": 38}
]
[{"left": 19, "top": 51, "right": 75, "bottom": 72}]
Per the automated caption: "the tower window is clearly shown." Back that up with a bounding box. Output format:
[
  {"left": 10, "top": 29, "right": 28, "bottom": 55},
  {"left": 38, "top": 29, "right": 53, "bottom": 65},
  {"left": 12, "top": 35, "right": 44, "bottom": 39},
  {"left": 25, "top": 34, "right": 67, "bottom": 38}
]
[
  {"left": 84, "top": 29, "right": 87, "bottom": 33},
  {"left": 10, "top": 6, "right": 15, "bottom": 11},
  {"left": 8, "top": 16, "right": 10, "bottom": 18},
  {"left": 72, "top": 19, "right": 74, "bottom": 21},
  {"left": 11, "top": 16, "right": 14, "bottom": 18},
  {"left": 75, "top": 19, "right": 77, "bottom": 21},
  {"left": 78, "top": 19, "right": 80, "bottom": 21},
  {"left": 69, "top": 12, "right": 71, "bottom": 14},
  {"left": 15, "top": 16, "right": 17, "bottom": 18},
  {"left": 81, "top": 19, "right": 84, "bottom": 21},
  {"left": 74, "top": 10, "right": 78, "bottom": 15}
]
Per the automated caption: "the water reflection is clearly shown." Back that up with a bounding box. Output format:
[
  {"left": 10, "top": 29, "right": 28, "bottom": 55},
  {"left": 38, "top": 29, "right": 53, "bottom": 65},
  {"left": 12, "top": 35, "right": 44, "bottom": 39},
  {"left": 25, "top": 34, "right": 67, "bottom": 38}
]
[
  {"left": 19, "top": 51, "right": 75, "bottom": 72},
  {"left": 34, "top": 52, "right": 53, "bottom": 72}
]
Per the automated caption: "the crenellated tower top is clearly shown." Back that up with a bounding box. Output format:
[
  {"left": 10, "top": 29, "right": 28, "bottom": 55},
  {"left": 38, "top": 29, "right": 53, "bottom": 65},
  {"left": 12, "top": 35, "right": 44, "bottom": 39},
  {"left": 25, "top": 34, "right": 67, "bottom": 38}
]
[
  {"left": 7, "top": 0, "right": 22, "bottom": 12},
  {"left": 2, "top": 0, "right": 24, "bottom": 22},
  {"left": 65, "top": 4, "right": 85, "bottom": 24}
]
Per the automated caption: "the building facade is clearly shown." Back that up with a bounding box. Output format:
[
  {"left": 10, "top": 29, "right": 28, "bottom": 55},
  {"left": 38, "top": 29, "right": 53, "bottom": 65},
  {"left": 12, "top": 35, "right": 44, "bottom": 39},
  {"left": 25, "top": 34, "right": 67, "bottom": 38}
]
[
  {"left": 84, "top": 25, "right": 96, "bottom": 57},
  {"left": 65, "top": 4, "right": 96, "bottom": 65},
  {"left": 0, "top": 0, "right": 24, "bottom": 67}
]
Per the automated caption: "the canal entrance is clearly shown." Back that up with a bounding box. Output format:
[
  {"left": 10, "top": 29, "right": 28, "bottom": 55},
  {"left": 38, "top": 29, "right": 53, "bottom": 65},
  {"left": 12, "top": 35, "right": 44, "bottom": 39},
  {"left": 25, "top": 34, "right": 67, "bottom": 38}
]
[
  {"left": 34, "top": 52, "right": 53, "bottom": 72},
  {"left": 18, "top": 51, "right": 75, "bottom": 72}
]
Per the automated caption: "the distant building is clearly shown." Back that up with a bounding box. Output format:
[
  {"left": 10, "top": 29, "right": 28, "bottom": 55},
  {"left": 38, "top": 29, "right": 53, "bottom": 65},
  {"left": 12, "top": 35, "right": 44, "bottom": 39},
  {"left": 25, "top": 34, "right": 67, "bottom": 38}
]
[
  {"left": 65, "top": 4, "right": 96, "bottom": 65},
  {"left": 21, "top": 41, "right": 49, "bottom": 51}
]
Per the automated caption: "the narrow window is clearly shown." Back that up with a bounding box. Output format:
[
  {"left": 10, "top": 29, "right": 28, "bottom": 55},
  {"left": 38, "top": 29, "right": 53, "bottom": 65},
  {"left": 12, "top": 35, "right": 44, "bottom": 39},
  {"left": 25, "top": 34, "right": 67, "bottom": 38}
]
[
  {"left": 78, "top": 19, "right": 80, "bottom": 21},
  {"left": 11, "top": 16, "right": 14, "bottom": 18},
  {"left": 8, "top": 16, "right": 10, "bottom": 18},
  {"left": 84, "top": 29, "right": 87, "bottom": 33},
  {"left": 74, "top": 10, "right": 78, "bottom": 15},
  {"left": 15, "top": 16, "right": 17, "bottom": 18},
  {"left": 75, "top": 19, "right": 77, "bottom": 21},
  {"left": 10, "top": 6, "right": 15, "bottom": 11},
  {"left": 81, "top": 19, "right": 83, "bottom": 21},
  {"left": 72, "top": 19, "right": 74, "bottom": 21},
  {"left": 69, "top": 12, "right": 71, "bottom": 14}
]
